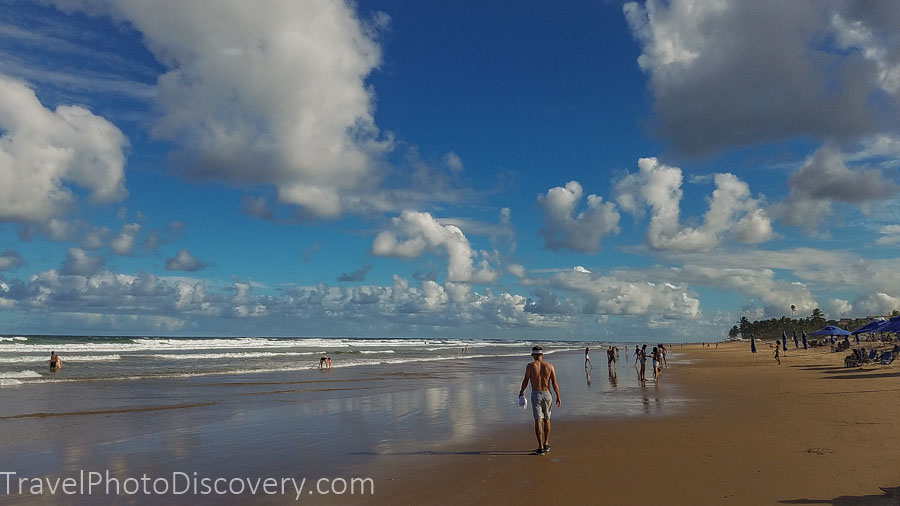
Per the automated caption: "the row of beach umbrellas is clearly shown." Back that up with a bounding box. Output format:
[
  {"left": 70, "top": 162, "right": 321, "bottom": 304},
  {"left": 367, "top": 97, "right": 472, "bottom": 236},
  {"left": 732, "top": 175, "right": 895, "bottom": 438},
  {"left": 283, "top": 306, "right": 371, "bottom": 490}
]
[{"left": 750, "top": 315, "right": 900, "bottom": 353}]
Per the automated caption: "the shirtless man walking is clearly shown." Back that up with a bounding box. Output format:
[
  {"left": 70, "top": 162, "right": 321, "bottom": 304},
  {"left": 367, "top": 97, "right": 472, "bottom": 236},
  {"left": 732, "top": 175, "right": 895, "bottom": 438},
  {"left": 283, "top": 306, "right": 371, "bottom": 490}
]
[{"left": 518, "top": 345, "right": 561, "bottom": 455}]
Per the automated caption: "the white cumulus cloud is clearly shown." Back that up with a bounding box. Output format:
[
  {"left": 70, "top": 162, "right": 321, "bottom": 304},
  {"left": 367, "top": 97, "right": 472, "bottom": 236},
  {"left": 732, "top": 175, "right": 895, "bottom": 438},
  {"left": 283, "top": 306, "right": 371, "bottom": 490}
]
[
  {"left": 165, "top": 250, "right": 210, "bottom": 272},
  {"left": 775, "top": 147, "right": 899, "bottom": 229},
  {"left": 372, "top": 210, "right": 498, "bottom": 283},
  {"left": 50, "top": 0, "right": 392, "bottom": 219},
  {"left": 537, "top": 181, "right": 620, "bottom": 253},
  {"left": 615, "top": 157, "right": 772, "bottom": 251},
  {"left": 0, "top": 73, "right": 128, "bottom": 223}
]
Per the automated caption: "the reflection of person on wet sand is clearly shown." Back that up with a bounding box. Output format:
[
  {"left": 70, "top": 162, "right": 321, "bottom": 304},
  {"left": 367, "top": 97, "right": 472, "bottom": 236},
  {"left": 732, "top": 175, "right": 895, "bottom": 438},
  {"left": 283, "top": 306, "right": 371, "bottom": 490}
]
[
  {"left": 608, "top": 367, "right": 617, "bottom": 387},
  {"left": 585, "top": 366, "right": 591, "bottom": 386},
  {"left": 49, "top": 351, "right": 62, "bottom": 371}
]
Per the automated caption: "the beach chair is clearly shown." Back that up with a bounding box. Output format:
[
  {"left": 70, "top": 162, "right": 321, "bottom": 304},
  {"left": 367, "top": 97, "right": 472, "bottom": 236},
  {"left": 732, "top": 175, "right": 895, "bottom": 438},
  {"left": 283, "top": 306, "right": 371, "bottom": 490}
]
[
  {"left": 878, "top": 350, "right": 895, "bottom": 366},
  {"left": 867, "top": 349, "right": 878, "bottom": 362}
]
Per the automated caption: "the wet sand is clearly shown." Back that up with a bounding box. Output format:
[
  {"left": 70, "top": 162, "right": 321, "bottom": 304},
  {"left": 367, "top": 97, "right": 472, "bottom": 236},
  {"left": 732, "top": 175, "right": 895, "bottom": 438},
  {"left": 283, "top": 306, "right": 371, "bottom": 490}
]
[
  {"left": 369, "top": 342, "right": 900, "bottom": 505},
  {"left": 1, "top": 348, "right": 683, "bottom": 504}
]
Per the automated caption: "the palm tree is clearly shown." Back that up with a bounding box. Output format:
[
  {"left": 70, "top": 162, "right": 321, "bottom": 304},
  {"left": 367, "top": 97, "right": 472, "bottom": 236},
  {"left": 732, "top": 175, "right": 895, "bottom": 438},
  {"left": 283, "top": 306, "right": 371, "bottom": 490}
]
[{"left": 790, "top": 304, "right": 796, "bottom": 320}]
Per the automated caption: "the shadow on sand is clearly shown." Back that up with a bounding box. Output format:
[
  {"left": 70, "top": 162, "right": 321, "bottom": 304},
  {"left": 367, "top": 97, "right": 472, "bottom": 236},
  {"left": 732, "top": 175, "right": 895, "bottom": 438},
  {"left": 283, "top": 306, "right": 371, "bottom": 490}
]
[
  {"left": 824, "top": 370, "right": 900, "bottom": 380},
  {"left": 779, "top": 486, "right": 900, "bottom": 505}
]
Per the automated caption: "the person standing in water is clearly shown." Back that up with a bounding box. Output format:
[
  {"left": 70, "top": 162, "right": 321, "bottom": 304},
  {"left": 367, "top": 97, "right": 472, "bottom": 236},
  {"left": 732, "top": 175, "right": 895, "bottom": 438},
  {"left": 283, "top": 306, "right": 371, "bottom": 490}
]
[
  {"left": 638, "top": 344, "right": 648, "bottom": 382},
  {"left": 49, "top": 351, "right": 62, "bottom": 371},
  {"left": 584, "top": 347, "right": 592, "bottom": 369},
  {"left": 519, "top": 345, "right": 561, "bottom": 455},
  {"left": 651, "top": 346, "right": 662, "bottom": 381}
]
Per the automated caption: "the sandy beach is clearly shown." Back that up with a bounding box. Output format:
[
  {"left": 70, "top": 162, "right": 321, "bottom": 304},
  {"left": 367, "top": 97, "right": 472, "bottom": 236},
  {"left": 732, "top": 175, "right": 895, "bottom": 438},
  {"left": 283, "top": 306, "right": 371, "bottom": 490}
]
[
  {"left": 370, "top": 342, "right": 900, "bottom": 505},
  {"left": 2, "top": 340, "right": 898, "bottom": 504}
]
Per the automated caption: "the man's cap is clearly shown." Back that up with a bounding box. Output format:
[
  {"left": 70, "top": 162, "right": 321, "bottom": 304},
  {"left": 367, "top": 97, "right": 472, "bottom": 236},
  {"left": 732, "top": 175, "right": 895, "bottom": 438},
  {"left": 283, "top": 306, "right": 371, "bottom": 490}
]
[{"left": 531, "top": 345, "right": 543, "bottom": 355}]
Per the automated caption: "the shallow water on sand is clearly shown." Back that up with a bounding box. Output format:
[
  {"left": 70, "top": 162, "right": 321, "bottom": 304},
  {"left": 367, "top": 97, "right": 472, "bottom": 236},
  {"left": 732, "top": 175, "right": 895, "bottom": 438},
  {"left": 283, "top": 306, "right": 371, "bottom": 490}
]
[{"left": 0, "top": 349, "right": 688, "bottom": 500}]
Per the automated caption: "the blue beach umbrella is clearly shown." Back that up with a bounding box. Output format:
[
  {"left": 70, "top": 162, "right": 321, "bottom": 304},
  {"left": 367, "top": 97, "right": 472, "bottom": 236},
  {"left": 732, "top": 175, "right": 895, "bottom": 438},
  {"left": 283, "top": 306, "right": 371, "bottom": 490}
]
[
  {"left": 860, "top": 316, "right": 900, "bottom": 334},
  {"left": 811, "top": 326, "right": 851, "bottom": 337},
  {"left": 851, "top": 319, "right": 887, "bottom": 335},
  {"left": 750, "top": 335, "right": 757, "bottom": 353},
  {"left": 781, "top": 331, "right": 788, "bottom": 351},
  {"left": 792, "top": 330, "right": 799, "bottom": 349},
  {"left": 802, "top": 331, "right": 808, "bottom": 350}
]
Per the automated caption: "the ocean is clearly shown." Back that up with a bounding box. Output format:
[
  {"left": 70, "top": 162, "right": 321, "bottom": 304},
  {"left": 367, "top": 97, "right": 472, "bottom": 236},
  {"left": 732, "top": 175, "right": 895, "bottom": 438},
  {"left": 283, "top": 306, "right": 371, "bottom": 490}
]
[{"left": 0, "top": 335, "right": 588, "bottom": 386}]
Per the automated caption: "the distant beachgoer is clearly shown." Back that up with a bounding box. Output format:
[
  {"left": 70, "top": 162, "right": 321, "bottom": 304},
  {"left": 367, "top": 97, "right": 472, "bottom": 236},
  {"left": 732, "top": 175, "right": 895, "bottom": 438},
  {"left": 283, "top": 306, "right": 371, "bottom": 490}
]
[
  {"left": 633, "top": 345, "right": 640, "bottom": 367},
  {"left": 638, "top": 345, "right": 648, "bottom": 382},
  {"left": 651, "top": 346, "right": 662, "bottom": 381},
  {"left": 518, "top": 345, "right": 561, "bottom": 455},
  {"left": 464, "top": 345, "right": 469, "bottom": 354},
  {"left": 585, "top": 347, "right": 592, "bottom": 369},
  {"left": 774, "top": 344, "right": 781, "bottom": 365},
  {"left": 326, "top": 357, "right": 332, "bottom": 369},
  {"left": 49, "top": 351, "right": 62, "bottom": 371},
  {"left": 607, "top": 347, "right": 616, "bottom": 369},
  {"left": 319, "top": 355, "right": 328, "bottom": 370},
  {"left": 659, "top": 344, "right": 668, "bottom": 368}
]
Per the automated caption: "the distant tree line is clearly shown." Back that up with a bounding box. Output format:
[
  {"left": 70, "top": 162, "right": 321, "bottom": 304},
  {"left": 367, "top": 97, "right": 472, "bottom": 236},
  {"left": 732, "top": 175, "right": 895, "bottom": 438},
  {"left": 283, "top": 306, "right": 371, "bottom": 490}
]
[{"left": 727, "top": 308, "right": 899, "bottom": 341}]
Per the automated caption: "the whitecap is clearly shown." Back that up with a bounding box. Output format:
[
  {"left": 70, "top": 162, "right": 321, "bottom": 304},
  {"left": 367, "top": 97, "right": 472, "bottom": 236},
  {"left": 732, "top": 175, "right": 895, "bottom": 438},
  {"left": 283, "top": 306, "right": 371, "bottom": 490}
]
[
  {"left": 0, "top": 370, "right": 41, "bottom": 379},
  {"left": 0, "top": 354, "right": 121, "bottom": 364}
]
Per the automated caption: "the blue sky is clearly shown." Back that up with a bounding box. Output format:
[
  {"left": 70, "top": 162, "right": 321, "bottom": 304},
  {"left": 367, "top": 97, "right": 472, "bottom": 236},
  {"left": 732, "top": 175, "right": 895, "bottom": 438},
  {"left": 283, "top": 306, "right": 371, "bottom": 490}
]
[{"left": 1, "top": 0, "right": 900, "bottom": 340}]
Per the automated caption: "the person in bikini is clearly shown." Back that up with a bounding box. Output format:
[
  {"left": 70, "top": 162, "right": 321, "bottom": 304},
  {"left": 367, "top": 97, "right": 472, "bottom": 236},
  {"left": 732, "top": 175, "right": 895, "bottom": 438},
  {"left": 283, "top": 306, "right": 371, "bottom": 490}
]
[{"left": 518, "top": 345, "right": 561, "bottom": 455}]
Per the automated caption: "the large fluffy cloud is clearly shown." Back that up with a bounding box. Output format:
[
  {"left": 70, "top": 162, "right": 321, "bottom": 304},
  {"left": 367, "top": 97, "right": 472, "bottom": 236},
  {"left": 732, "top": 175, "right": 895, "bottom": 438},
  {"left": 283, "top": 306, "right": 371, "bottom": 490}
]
[
  {"left": 624, "top": 0, "right": 900, "bottom": 155},
  {"left": 50, "top": 0, "right": 391, "bottom": 218},
  {"left": 616, "top": 157, "right": 772, "bottom": 250},
  {"left": 0, "top": 74, "right": 128, "bottom": 223},
  {"left": 372, "top": 210, "right": 499, "bottom": 284},
  {"left": 537, "top": 181, "right": 620, "bottom": 253}
]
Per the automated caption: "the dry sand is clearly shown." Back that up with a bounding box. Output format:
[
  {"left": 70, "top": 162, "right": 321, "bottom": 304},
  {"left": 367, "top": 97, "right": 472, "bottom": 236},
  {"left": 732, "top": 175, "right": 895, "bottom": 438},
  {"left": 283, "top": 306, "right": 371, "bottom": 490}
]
[{"left": 366, "top": 342, "right": 900, "bottom": 505}]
